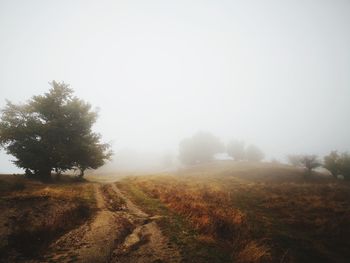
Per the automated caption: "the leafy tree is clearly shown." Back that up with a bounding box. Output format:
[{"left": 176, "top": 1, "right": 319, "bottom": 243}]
[
  {"left": 179, "top": 131, "right": 223, "bottom": 165},
  {"left": 299, "top": 155, "right": 321, "bottom": 176},
  {"left": 245, "top": 145, "right": 264, "bottom": 162},
  {"left": 0, "top": 81, "right": 111, "bottom": 181},
  {"left": 338, "top": 152, "right": 350, "bottom": 180},
  {"left": 227, "top": 140, "right": 245, "bottom": 161},
  {"left": 72, "top": 133, "right": 112, "bottom": 177},
  {"left": 323, "top": 151, "right": 340, "bottom": 179},
  {"left": 288, "top": 154, "right": 320, "bottom": 177}
]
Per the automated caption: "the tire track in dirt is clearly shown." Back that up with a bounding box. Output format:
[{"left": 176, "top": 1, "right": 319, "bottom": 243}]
[
  {"left": 110, "top": 183, "right": 182, "bottom": 263},
  {"left": 38, "top": 184, "right": 131, "bottom": 263},
  {"left": 37, "top": 183, "right": 181, "bottom": 263},
  {"left": 110, "top": 184, "right": 148, "bottom": 218}
]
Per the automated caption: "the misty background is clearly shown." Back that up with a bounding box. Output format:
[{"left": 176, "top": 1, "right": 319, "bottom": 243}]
[{"left": 1, "top": 0, "right": 349, "bottom": 173}]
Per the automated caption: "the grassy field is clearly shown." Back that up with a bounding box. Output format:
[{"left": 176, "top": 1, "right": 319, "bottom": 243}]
[
  {"left": 118, "top": 161, "right": 350, "bottom": 263},
  {"left": 1, "top": 162, "right": 349, "bottom": 262},
  {"left": 0, "top": 174, "right": 97, "bottom": 262}
]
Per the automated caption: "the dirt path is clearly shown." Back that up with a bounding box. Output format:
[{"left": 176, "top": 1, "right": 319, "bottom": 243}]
[
  {"left": 110, "top": 184, "right": 148, "bottom": 218},
  {"left": 39, "top": 183, "right": 181, "bottom": 263},
  {"left": 110, "top": 183, "right": 182, "bottom": 263}
]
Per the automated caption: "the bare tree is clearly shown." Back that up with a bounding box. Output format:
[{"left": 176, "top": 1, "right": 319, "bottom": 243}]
[{"left": 300, "top": 155, "right": 321, "bottom": 176}]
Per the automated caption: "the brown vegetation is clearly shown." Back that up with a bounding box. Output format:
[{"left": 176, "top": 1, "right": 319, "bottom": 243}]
[
  {"left": 101, "top": 184, "right": 127, "bottom": 211},
  {"left": 120, "top": 161, "right": 350, "bottom": 263},
  {"left": 0, "top": 175, "right": 96, "bottom": 262}
]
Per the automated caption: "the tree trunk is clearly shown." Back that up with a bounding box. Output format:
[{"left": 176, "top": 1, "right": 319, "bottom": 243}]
[
  {"left": 55, "top": 168, "right": 61, "bottom": 181},
  {"left": 79, "top": 168, "right": 85, "bottom": 178},
  {"left": 25, "top": 169, "right": 33, "bottom": 178},
  {"left": 38, "top": 167, "right": 52, "bottom": 182}
]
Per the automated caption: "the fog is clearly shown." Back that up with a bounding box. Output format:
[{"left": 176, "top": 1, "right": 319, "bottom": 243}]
[{"left": 1, "top": 0, "right": 350, "bottom": 173}]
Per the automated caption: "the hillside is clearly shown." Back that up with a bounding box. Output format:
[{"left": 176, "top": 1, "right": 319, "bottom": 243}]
[
  {"left": 1, "top": 162, "right": 350, "bottom": 262},
  {"left": 118, "top": 161, "right": 350, "bottom": 262}
]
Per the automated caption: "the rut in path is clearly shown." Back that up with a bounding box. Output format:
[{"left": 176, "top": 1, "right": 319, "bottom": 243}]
[
  {"left": 110, "top": 184, "right": 182, "bottom": 263},
  {"left": 37, "top": 183, "right": 182, "bottom": 263},
  {"left": 38, "top": 184, "right": 131, "bottom": 263}
]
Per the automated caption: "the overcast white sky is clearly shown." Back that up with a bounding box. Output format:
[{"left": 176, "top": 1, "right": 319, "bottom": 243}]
[{"left": 1, "top": 0, "right": 350, "bottom": 172}]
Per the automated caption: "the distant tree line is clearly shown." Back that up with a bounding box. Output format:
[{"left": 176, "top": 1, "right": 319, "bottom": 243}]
[
  {"left": 179, "top": 132, "right": 350, "bottom": 180},
  {"left": 227, "top": 139, "right": 264, "bottom": 162},
  {"left": 0, "top": 81, "right": 112, "bottom": 181},
  {"left": 287, "top": 152, "right": 350, "bottom": 180},
  {"left": 178, "top": 132, "right": 264, "bottom": 165},
  {"left": 179, "top": 132, "right": 224, "bottom": 165}
]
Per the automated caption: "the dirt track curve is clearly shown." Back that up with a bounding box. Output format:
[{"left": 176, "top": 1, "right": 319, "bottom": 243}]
[{"left": 38, "top": 183, "right": 181, "bottom": 263}]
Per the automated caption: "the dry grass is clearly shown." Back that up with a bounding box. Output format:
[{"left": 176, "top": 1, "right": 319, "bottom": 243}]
[
  {"left": 120, "top": 161, "right": 350, "bottom": 263},
  {"left": 0, "top": 174, "right": 96, "bottom": 261},
  {"left": 235, "top": 240, "right": 271, "bottom": 263},
  {"left": 101, "top": 184, "right": 126, "bottom": 211}
]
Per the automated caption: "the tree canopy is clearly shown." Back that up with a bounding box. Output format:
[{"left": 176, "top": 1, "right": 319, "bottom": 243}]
[
  {"left": 0, "top": 81, "right": 112, "bottom": 180},
  {"left": 324, "top": 151, "right": 340, "bottom": 179},
  {"left": 227, "top": 140, "right": 245, "bottom": 161},
  {"left": 323, "top": 151, "right": 350, "bottom": 180},
  {"left": 245, "top": 144, "right": 265, "bottom": 162},
  {"left": 287, "top": 154, "right": 321, "bottom": 177},
  {"left": 338, "top": 153, "right": 350, "bottom": 180},
  {"left": 179, "top": 131, "right": 223, "bottom": 165}
]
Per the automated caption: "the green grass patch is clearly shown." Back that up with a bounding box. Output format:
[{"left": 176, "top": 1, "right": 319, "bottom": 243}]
[{"left": 117, "top": 179, "right": 231, "bottom": 263}]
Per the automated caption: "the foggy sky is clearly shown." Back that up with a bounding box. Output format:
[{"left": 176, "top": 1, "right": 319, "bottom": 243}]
[{"left": 1, "top": 0, "right": 350, "bottom": 172}]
